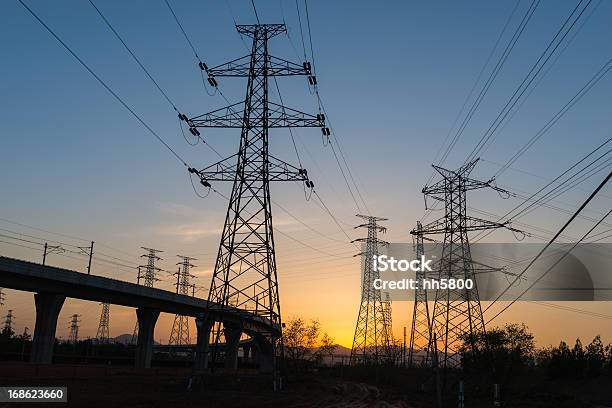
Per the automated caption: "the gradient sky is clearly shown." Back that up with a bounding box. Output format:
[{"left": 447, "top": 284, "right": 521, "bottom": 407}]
[{"left": 0, "top": 0, "right": 611, "bottom": 347}]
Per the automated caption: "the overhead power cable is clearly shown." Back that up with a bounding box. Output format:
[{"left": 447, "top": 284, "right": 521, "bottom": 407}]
[
  {"left": 484, "top": 169, "right": 611, "bottom": 315},
  {"left": 464, "top": 0, "right": 594, "bottom": 163},
  {"left": 89, "top": 0, "right": 178, "bottom": 112},
  {"left": 17, "top": 0, "right": 188, "bottom": 168}
]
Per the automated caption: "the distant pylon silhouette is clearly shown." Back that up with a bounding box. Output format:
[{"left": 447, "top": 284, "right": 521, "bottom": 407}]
[
  {"left": 419, "top": 159, "right": 519, "bottom": 369},
  {"left": 132, "top": 247, "right": 163, "bottom": 344},
  {"left": 349, "top": 214, "right": 392, "bottom": 364},
  {"left": 3, "top": 309, "right": 14, "bottom": 335},
  {"left": 68, "top": 314, "right": 80, "bottom": 344},
  {"left": 408, "top": 220, "right": 432, "bottom": 367},
  {"left": 169, "top": 255, "right": 196, "bottom": 345},
  {"left": 96, "top": 302, "right": 110, "bottom": 343}
]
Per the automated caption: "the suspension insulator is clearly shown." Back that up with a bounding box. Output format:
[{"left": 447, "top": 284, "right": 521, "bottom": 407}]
[
  {"left": 198, "top": 62, "right": 208, "bottom": 71},
  {"left": 308, "top": 75, "right": 317, "bottom": 85},
  {"left": 193, "top": 128, "right": 201, "bottom": 136},
  {"left": 188, "top": 167, "right": 195, "bottom": 174},
  {"left": 324, "top": 127, "right": 331, "bottom": 136},
  {"left": 303, "top": 61, "right": 311, "bottom": 72},
  {"left": 201, "top": 180, "right": 211, "bottom": 188},
  {"left": 189, "top": 127, "right": 197, "bottom": 136},
  {"left": 208, "top": 77, "right": 218, "bottom": 87}
]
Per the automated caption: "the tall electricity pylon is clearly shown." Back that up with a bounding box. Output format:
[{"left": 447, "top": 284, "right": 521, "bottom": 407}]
[
  {"left": 96, "top": 302, "right": 110, "bottom": 343},
  {"left": 419, "top": 158, "right": 518, "bottom": 369},
  {"left": 169, "top": 255, "right": 196, "bottom": 345},
  {"left": 349, "top": 215, "right": 392, "bottom": 365},
  {"left": 187, "top": 23, "right": 325, "bottom": 371},
  {"left": 408, "top": 220, "right": 432, "bottom": 366},
  {"left": 3, "top": 309, "right": 14, "bottom": 335},
  {"left": 68, "top": 314, "right": 80, "bottom": 344},
  {"left": 131, "top": 247, "right": 163, "bottom": 344},
  {"left": 382, "top": 292, "right": 396, "bottom": 363}
]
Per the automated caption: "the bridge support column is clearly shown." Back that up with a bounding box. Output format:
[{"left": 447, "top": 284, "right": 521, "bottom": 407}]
[
  {"left": 253, "top": 334, "right": 275, "bottom": 374},
  {"left": 194, "top": 314, "right": 212, "bottom": 371},
  {"left": 223, "top": 323, "right": 242, "bottom": 370},
  {"left": 30, "top": 293, "right": 65, "bottom": 363},
  {"left": 134, "top": 308, "right": 159, "bottom": 369}
]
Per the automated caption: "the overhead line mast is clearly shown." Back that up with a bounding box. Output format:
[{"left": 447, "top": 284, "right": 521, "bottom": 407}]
[{"left": 186, "top": 23, "right": 326, "bottom": 377}]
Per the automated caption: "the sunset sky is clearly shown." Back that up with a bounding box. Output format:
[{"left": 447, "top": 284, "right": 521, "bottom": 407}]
[{"left": 0, "top": 0, "right": 611, "bottom": 348}]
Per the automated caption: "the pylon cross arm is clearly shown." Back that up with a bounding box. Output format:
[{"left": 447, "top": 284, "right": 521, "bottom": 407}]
[
  {"left": 188, "top": 101, "right": 324, "bottom": 129},
  {"left": 207, "top": 55, "right": 311, "bottom": 77},
  {"left": 190, "top": 154, "right": 311, "bottom": 183}
]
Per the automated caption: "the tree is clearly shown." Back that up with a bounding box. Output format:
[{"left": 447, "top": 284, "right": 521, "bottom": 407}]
[
  {"left": 283, "top": 317, "right": 337, "bottom": 370},
  {"left": 312, "top": 332, "right": 337, "bottom": 365},
  {"left": 284, "top": 317, "right": 320, "bottom": 368},
  {"left": 459, "top": 323, "right": 535, "bottom": 381},
  {"left": 585, "top": 335, "right": 605, "bottom": 377}
]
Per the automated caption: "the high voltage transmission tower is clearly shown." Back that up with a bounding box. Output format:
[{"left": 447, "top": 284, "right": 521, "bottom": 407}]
[
  {"left": 169, "top": 255, "right": 197, "bottom": 346},
  {"left": 96, "top": 302, "right": 110, "bottom": 344},
  {"left": 186, "top": 23, "right": 325, "bottom": 372},
  {"left": 382, "top": 292, "right": 395, "bottom": 362},
  {"left": 418, "top": 158, "right": 519, "bottom": 370},
  {"left": 350, "top": 215, "right": 393, "bottom": 365},
  {"left": 408, "top": 220, "right": 433, "bottom": 367},
  {"left": 68, "top": 314, "right": 80, "bottom": 344},
  {"left": 3, "top": 309, "right": 14, "bottom": 335},
  {"left": 132, "top": 247, "right": 163, "bottom": 344}
]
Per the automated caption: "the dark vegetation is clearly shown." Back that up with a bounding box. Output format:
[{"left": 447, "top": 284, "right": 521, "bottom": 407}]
[{"left": 2, "top": 322, "right": 612, "bottom": 406}]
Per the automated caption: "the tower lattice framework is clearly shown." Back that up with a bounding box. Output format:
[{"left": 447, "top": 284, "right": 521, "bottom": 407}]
[
  {"left": 349, "top": 215, "right": 393, "bottom": 365},
  {"left": 187, "top": 23, "right": 325, "bottom": 369},
  {"left": 3, "top": 309, "right": 14, "bottom": 335},
  {"left": 169, "top": 255, "right": 196, "bottom": 345},
  {"left": 132, "top": 247, "right": 163, "bottom": 344},
  {"left": 96, "top": 302, "right": 110, "bottom": 343},
  {"left": 68, "top": 314, "right": 80, "bottom": 344},
  {"left": 419, "top": 158, "right": 517, "bottom": 369},
  {"left": 408, "top": 220, "right": 432, "bottom": 366}
]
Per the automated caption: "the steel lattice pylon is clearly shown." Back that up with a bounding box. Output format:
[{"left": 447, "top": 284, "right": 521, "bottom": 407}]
[
  {"left": 408, "top": 220, "right": 432, "bottom": 366},
  {"left": 3, "top": 309, "right": 14, "bottom": 335},
  {"left": 187, "top": 23, "right": 325, "bottom": 372},
  {"left": 350, "top": 215, "right": 393, "bottom": 365},
  {"left": 96, "top": 302, "right": 110, "bottom": 343},
  {"left": 132, "top": 247, "right": 163, "bottom": 344},
  {"left": 419, "top": 158, "right": 517, "bottom": 369},
  {"left": 169, "top": 255, "right": 196, "bottom": 345},
  {"left": 68, "top": 314, "right": 80, "bottom": 344}
]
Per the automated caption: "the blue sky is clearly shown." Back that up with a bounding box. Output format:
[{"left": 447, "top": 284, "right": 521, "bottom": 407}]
[{"left": 0, "top": 0, "right": 611, "bottom": 344}]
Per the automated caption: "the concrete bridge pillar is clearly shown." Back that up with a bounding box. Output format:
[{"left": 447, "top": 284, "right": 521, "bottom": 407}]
[
  {"left": 194, "top": 314, "right": 212, "bottom": 371},
  {"left": 253, "top": 334, "right": 275, "bottom": 374},
  {"left": 223, "top": 323, "right": 242, "bottom": 370},
  {"left": 30, "top": 292, "right": 65, "bottom": 363},
  {"left": 134, "top": 307, "right": 159, "bottom": 368}
]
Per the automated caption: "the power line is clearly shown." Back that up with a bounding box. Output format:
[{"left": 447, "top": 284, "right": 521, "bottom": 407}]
[
  {"left": 472, "top": 137, "right": 612, "bottom": 242},
  {"left": 494, "top": 56, "right": 612, "bottom": 177},
  {"left": 89, "top": 0, "right": 178, "bottom": 111},
  {"left": 487, "top": 205, "right": 611, "bottom": 324},
  {"left": 17, "top": 0, "right": 189, "bottom": 168},
  {"left": 484, "top": 170, "right": 611, "bottom": 315},
  {"left": 464, "top": 0, "right": 594, "bottom": 163}
]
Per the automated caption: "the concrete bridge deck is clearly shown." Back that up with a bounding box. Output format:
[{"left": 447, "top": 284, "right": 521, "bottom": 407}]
[{"left": 0, "top": 256, "right": 277, "bottom": 371}]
